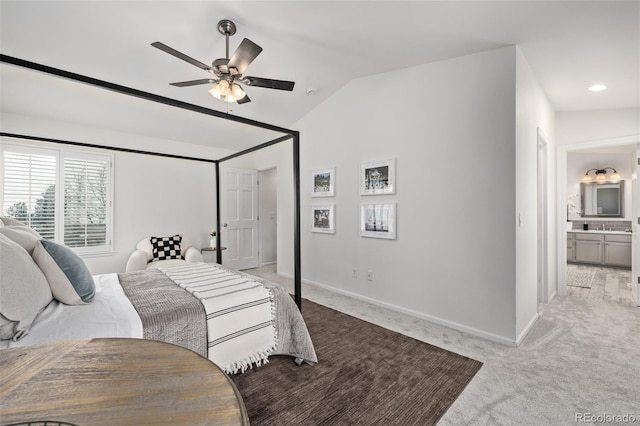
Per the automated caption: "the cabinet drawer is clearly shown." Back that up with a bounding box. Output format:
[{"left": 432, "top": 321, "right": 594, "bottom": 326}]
[
  {"left": 575, "top": 233, "right": 603, "bottom": 241},
  {"left": 605, "top": 234, "right": 632, "bottom": 243},
  {"left": 567, "top": 232, "right": 576, "bottom": 241},
  {"left": 567, "top": 239, "right": 575, "bottom": 248}
]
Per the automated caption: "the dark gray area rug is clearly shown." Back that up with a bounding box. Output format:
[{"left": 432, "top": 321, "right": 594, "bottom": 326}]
[{"left": 231, "top": 299, "right": 482, "bottom": 425}]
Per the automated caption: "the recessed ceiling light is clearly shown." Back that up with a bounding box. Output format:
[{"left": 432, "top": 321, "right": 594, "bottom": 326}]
[{"left": 588, "top": 84, "right": 607, "bottom": 92}]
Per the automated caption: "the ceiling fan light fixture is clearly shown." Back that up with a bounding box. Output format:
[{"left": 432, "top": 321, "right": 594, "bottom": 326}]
[
  {"left": 209, "top": 80, "right": 234, "bottom": 101},
  {"left": 231, "top": 83, "right": 246, "bottom": 101},
  {"left": 208, "top": 84, "right": 222, "bottom": 100},
  {"left": 217, "top": 80, "right": 231, "bottom": 96}
]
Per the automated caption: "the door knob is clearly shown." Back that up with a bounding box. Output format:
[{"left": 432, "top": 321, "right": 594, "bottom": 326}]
[{"left": 223, "top": 223, "right": 228, "bottom": 227}]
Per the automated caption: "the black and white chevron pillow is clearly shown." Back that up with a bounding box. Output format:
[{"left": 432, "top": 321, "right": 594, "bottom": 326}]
[{"left": 150, "top": 234, "right": 183, "bottom": 261}]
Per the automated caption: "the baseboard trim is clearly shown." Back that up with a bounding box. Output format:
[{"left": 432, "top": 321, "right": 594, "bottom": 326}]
[
  {"left": 515, "top": 312, "right": 540, "bottom": 346},
  {"left": 284, "top": 273, "right": 519, "bottom": 346}
]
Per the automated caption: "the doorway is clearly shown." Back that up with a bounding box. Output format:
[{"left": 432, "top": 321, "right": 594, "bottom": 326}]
[{"left": 557, "top": 135, "right": 639, "bottom": 305}]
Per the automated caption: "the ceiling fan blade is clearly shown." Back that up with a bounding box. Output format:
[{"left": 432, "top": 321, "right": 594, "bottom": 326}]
[
  {"left": 151, "top": 41, "right": 212, "bottom": 71},
  {"left": 237, "top": 93, "right": 251, "bottom": 104},
  {"left": 244, "top": 76, "right": 295, "bottom": 91},
  {"left": 169, "top": 79, "right": 217, "bottom": 87},
  {"left": 227, "top": 38, "right": 263, "bottom": 75}
]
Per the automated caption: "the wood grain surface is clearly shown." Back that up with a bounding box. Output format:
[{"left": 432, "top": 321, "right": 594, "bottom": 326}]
[{"left": 0, "top": 338, "right": 249, "bottom": 425}]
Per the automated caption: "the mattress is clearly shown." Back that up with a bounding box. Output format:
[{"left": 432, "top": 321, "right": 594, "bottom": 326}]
[{"left": 0, "top": 273, "right": 143, "bottom": 349}]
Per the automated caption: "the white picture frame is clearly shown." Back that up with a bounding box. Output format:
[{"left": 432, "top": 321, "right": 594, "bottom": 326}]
[
  {"left": 312, "top": 167, "right": 335, "bottom": 197},
  {"left": 360, "top": 203, "right": 396, "bottom": 239},
  {"left": 312, "top": 204, "right": 336, "bottom": 234},
  {"left": 360, "top": 158, "right": 395, "bottom": 195}
]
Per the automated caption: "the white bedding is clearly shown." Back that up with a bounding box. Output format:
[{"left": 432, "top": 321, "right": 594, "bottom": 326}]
[{"left": 0, "top": 273, "right": 142, "bottom": 349}]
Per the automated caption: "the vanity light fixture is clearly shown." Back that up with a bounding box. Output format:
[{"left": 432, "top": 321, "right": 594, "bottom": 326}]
[{"left": 581, "top": 167, "right": 621, "bottom": 182}]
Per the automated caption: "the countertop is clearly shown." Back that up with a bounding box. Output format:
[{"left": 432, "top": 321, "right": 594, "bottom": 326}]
[{"left": 568, "top": 229, "right": 632, "bottom": 235}]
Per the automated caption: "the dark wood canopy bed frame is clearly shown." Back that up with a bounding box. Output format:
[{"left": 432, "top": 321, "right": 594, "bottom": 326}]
[{"left": 0, "top": 53, "right": 303, "bottom": 310}]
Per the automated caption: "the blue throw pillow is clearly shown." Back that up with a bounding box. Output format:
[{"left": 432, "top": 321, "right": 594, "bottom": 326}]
[{"left": 35, "top": 240, "right": 95, "bottom": 303}]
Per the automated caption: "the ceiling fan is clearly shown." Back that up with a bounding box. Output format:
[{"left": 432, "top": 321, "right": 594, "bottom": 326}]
[{"left": 151, "top": 19, "right": 295, "bottom": 104}]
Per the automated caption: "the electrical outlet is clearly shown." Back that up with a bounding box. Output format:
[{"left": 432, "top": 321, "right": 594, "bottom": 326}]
[
  {"left": 352, "top": 267, "right": 358, "bottom": 279},
  {"left": 366, "top": 270, "right": 373, "bottom": 281}
]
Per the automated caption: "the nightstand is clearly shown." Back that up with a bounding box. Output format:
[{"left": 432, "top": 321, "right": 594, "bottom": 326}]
[{"left": 201, "top": 246, "right": 227, "bottom": 262}]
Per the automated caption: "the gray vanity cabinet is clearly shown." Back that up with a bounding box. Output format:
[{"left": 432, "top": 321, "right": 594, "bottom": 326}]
[
  {"left": 575, "top": 234, "right": 603, "bottom": 264},
  {"left": 604, "top": 234, "right": 632, "bottom": 267},
  {"left": 568, "top": 232, "right": 631, "bottom": 268},
  {"left": 567, "top": 232, "right": 575, "bottom": 262}
]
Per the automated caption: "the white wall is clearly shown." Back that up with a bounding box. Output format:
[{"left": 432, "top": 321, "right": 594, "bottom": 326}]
[
  {"left": 1, "top": 112, "right": 219, "bottom": 274},
  {"left": 220, "top": 141, "right": 294, "bottom": 276},
  {"left": 1, "top": 112, "right": 233, "bottom": 159},
  {"left": 103, "top": 152, "right": 216, "bottom": 274},
  {"left": 556, "top": 108, "right": 640, "bottom": 145},
  {"left": 515, "top": 48, "right": 556, "bottom": 339},
  {"left": 294, "top": 47, "right": 521, "bottom": 342}
]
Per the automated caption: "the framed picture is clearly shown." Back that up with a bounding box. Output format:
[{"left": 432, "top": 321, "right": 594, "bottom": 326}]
[
  {"left": 312, "top": 204, "right": 335, "bottom": 234},
  {"left": 360, "top": 158, "right": 395, "bottom": 195},
  {"left": 360, "top": 203, "right": 396, "bottom": 239},
  {"left": 312, "top": 168, "right": 335, "bottom": 197}
]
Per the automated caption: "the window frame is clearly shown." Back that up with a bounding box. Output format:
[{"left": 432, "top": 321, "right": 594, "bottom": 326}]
[{"left": 0, "top": 141, "right": 114, "bottom": 256}]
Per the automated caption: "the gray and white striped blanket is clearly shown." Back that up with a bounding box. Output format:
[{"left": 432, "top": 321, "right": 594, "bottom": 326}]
[{"left": 157, "top": 262, "right": 277, "bottom": 374}]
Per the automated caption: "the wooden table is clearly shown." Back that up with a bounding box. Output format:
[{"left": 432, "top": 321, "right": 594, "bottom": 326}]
[{"left": 0, "top": 338, "right": 249, "bottom": 425}]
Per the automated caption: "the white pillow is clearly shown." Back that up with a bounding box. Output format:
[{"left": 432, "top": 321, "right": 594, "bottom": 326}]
[{"left": 0, "top": 234, "right": 53, "bottom": 340}]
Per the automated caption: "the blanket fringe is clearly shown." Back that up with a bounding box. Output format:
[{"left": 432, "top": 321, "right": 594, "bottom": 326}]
[
  {"left": 226, "top": 345, "right": 278, "bottom": 374},
  {"left": 226, "top": 288, "right": 280, "bottom": 375}
]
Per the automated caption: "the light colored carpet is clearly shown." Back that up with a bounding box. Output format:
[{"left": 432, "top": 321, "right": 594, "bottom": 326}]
[
  {"left": 245, "top": 264, "right": 640, "bottom": 425},
  {"left": 566, "top": 266, "right": 596, "bottom": 288}
]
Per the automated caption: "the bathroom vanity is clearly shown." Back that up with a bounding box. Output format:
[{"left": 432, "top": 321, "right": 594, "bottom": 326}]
[{"left": 567, "top": 230, "right": 632, "bottom": 268}]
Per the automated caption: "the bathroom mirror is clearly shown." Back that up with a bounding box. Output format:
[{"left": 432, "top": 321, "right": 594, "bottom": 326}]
[{"left": 580, "top": 181, "right": 624, "bottom": 217}]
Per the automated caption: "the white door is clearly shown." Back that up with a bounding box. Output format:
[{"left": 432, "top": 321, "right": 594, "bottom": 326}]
[
  {"left": 221, "top": 168, "right": 259, "bottom": 270},
  {"left": 632, "top": 145, "right": 640, "bottom": 306}
]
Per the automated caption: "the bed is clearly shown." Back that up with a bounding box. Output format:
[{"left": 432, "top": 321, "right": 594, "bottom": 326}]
[
  {"left": 1, "top": 265, "right": 317, "bottom": 373},
  {"left": 0, "top": 221, "right": 317, "bottom": 374}
]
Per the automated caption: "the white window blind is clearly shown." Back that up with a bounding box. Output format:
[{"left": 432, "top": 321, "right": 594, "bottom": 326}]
[
  {"left": 2, "top": 150, "right": 57, "bottom": 240},
  {"left": 63, "top": 157, "right": 109, "bottom": 249},
  {"left": 1, "top": 143, "right": 113, "bottom": 254}
]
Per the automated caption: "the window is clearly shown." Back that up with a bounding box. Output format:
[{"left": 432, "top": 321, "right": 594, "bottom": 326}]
[{"left": 1, "top": 143, "right": 113, "bottom": 255}]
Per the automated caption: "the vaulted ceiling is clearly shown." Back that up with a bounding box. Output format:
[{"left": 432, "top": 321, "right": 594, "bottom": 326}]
[{"left": 1, "top": 1, "right": 638, "bottom": 153}]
